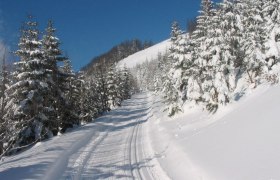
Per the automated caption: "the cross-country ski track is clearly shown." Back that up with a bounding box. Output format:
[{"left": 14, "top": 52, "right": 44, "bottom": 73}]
[{"left": 0, "top": 93, "right": 169, "bottom": 180}]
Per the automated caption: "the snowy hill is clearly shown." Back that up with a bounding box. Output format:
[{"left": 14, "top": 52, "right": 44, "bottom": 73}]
[
  {"left": 1, "top": 85, "right": 280, "bottom": 179},
  {"left": 147, "top": 84, "right": 280, "bottom": 180},
  {"left": 118, "top": 39, "right": 171, "bottom": 68}
]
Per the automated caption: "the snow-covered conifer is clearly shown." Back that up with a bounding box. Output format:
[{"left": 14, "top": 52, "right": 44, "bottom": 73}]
[
  {"left": 58, "top": 59, "right": 80, "bottom": 132},
  {"left": 241, "top": 0, "right": 267, "bottom": 85},
  {"left": 106, "top": 65, "right": 120, "bottom": 108},
  {"left": 263, "top": 0, "right": 280, "bottom": 67},
  {"left": 42, "top": 20, "right": 67, "bottom": 134},
  {"left": 4, "top": 16, "right": 52, "bottom": 152}
]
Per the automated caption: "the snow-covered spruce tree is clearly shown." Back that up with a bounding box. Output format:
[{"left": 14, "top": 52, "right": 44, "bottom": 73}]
[
  {"left": 170, "top": 21, "right": 183, "bottom": 56},
  {"left": 0, "top": 49, "right": 10, "bottom": 155},
  {"left": 0, "top": 50, "right": 9, "bottom": 121},
  {"left": 170, "top": 32, "right": 193, "bottom": 102},
  {"left": 121, "top": 66, "right": 132, "bottom": 100},
  {"left": 162, "top": 76, "right": 181, "bottom": 116},
  {"left": 81, "top": 70, "right": 106, "bottom": 118},
  {"left": 187, "top": 0, "right": 213, "bottom": 104},
  {"left": 84, "top": 77, "right": 100, "bottom": 119},
  {"left": 200, "top": 1, "right": 234, "bottom": 111},
  {"left": 75, "top": 71, "right": 97, "bottom": 123},
  {"left": 180, "top": 31, "right": 202, "bottom": 104},
  {"left": 263, "top": 0, "right": 280, "bottom": 67},
  {"left": 241, "top": 0, "right": 267, "bottom": 85},
  {"left": 106, "top": 64, "right": 120, "bottom": 108},
  {"left": 191, "top": 0, "right": 213, "bottom": 47},
  {"left": 161, "top": 22, "right": 183, "bottom": 116},
  {"left": 154, "top": 51, "right": 170, "bottom": 94},
  {"left": 42, "top": 20, "right": 67, "bottom": 134},
  {"left": 198, "top": 0, "right": 246, "bottom": 111},
  {"left": 263, "top": 0, "right": 280, "bottom": 34},
  {"left": 169, "top": 21, "right": 184, "bottom": 70},
  {"left": 116, "top": 67, "right": 124, "bottom": 102},
  {"left": 58, "top": 59, "right": 80, "bottom": 132},
  {"left": 145, "top": 59, "right": 159, "bottom": 91},
  {"left": 134, "top": 64, "right": 143, "bottom": 91},
  {"left": 153, "top": 53, "right": 165, "bottom": 93},
  {"left": 4, "top": 17, "right": 53, "bottom": 153},
  {"left": 94, "top": 61, "right": 109, "bottom": 112}
]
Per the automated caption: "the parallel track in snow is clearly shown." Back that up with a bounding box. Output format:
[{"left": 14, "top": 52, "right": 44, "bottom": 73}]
[
  {"left": 61, "top": 93, "right": 162, "bottom": 180},
  {"left": 0, "top": 93, "right": 170, "bottom": 180}
]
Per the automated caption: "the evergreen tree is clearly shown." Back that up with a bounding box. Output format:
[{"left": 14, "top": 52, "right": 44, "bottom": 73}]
[
  {"left": 84, "top": 77, "right": 100, "bottom": 119},
  {"left": 242, "top": 0, "right": 267, "bottom": 85},
  {"left": 188, "top": 0, "right": 214, "bottom": 104},
  {"left": 0, "top": 49, "right": 9, "bottom": 121},
  {"left": 94, "top": 61, "right": 109, "bottom": 112},
  {"left": 121, "top": 66, "right": 132, "bottom": 100},
  {"left": 4, "top": 17, "right": 52, "bottom": 152},
  {"left": 263, "top": 0, "right": 280, "bottom": 33},
  {"left": 153, "top": 53, "right": 165, "bottom": 93},
  {"left": 0, "top": 48, "right": 10, "bottom": 155},
  {"left": 161, "top": 22, "right": 184, "bottom": 116},
  {"left": 59, "top": 59, "right": 80, "bottom": 132},
  {"left": 106, "top": 65, "right": 120, "bottom": 108},
  {"left": 42, "top": 20, "right": 67, "bottom": 134},
  {"left": 200, "top": 2, "right": 232, "bottom": 110},
  {"left": 263, "top": 0, "right": 280, "bottom": 66}
]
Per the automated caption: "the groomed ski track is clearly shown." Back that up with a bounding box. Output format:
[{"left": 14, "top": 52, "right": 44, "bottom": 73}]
[{"left": 0, "top": 93, "right": 169, "bottom": 180}]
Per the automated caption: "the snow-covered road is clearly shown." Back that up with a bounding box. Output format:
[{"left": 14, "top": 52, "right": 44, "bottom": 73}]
[{"left": 0, "top": 93, "right": 168, "bottom": 180}]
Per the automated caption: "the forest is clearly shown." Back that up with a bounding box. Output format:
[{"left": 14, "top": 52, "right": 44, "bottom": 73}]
[
  {"left": 133, "top": 0, "right": 280, "bottom": 116},
  {"left": 1, "top": 0, "right": 280, "bottom": 158}
]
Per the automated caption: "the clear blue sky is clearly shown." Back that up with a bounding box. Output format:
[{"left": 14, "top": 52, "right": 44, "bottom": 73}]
[{"left": 0, "top": 0, "right": 220, "bottom": 71}]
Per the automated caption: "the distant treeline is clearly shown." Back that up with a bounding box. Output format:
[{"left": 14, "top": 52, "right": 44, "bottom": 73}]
[{"left": 82, "top": 39, "right": 153, "bottom": 74}]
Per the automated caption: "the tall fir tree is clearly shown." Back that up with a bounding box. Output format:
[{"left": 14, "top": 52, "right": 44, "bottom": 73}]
[
  {"left": 0, "top": 48, "right": 10, "bottom": 155},
  {"left": 263, "top": 0, "right": 280, "bottom": 66},
  {"left": 121, "top": 66, "right": 132, "bottom": 100},
  {"left": 241, "top": 0, "right": 267, "bottom": 85},
  {"left": 4, "top": 16, "right": 53, "bottom": 153},
  {"left": 188, "top": 0, "right": 214, "bottom": 104},
  {"left": 106, "top": 64, "right": 120, "bottom": 108},
  {"left": 42, "top": 20, "right": 67, "bottom": 134},
  {"left": 94, "top": 61, "right": 109, "bottom": 112},
  {"left": 161, "top": 22, "right": 184, "bottom": 116},
  {"left": 59, "top": 59, "right": 80, "bottom": 132}
]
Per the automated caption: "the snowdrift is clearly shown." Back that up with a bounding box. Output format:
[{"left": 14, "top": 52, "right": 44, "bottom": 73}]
[{"left": 148, "top": 84, "right": 280, "bottom": 180}]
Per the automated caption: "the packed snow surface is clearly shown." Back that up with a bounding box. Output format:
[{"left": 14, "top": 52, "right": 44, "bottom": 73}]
[
  {"left": 0, "top": 93, "right": 169, "bottom": 180},
  {"left": 118, "top": 39, "right": 171, "bottom": 68},
  {"left": 1, "top": 85, "right": 280, "bottom": 180}
]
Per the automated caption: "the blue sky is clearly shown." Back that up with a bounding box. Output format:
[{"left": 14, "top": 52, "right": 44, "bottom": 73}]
[{"left": 0, "top": 0, "right": 220, "bottom": 71}]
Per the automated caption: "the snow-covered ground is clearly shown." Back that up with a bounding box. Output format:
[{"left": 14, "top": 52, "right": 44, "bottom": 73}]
[
  {"left": 2, "top": 34, "right": 280, "bottom": 180},
  {"left": 0, "top": 93, "right": 169, "bottom": 180},
  {"left": 1, "top": 85, "right": 280, "bottom": 179},
  {"left": 147, "top": 84, "right": 280, "bottom": 180},
  {"left": 118, "top": 39, "right": 171, "bottom": 68},
  {"left": 117, "top": 36, "right": 280, "bottom": 179}
]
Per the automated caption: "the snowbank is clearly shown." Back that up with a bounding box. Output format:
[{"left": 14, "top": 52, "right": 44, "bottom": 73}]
[{"left": 147, "top": 85, "right": 280, "bottom": 180}]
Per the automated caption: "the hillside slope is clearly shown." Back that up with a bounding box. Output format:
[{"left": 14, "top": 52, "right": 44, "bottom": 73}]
[
  {"left": 148, "top": 84, "right": 280, "bottom": 180},
  {"left": 116, "top": 37, "right": 280, "bottom": 179},
  {"left": 118, "top": 39, "right": 171, "bottom": 68}
]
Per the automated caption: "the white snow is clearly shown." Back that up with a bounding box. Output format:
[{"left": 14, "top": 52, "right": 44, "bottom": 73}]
[
  {"left": 1, "top": 84, "right": 280, "bottom": 179},
  {"left": 118, "top": 39, "right": 171, "bottom": 68},
  {"left": 0, "top": 93, "right": 169, "bottom": 180},
  {"left": 3, "top": 34, "right": 280, "bottom": 179},
  {"left": 147, "top": 84, "right": 280, "bottom": 180}
]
